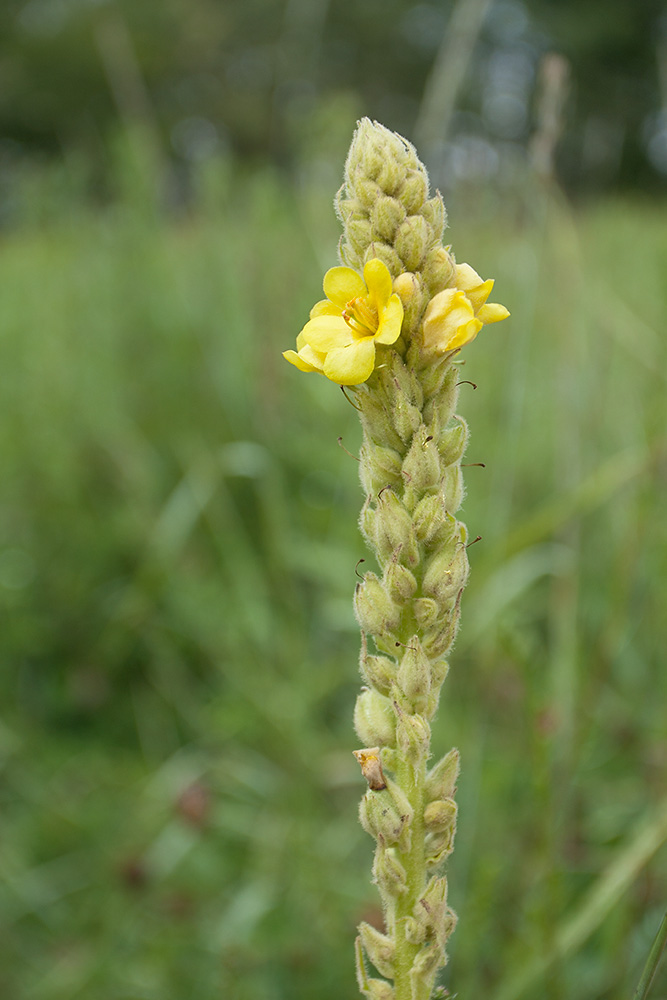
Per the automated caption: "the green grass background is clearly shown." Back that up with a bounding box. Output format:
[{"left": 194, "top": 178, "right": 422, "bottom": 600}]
[{"left": 1, "top": 148, "right": 666, "bottom": 1000}]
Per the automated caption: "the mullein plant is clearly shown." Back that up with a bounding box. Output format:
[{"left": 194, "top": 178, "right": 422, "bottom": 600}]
[{"left": 283, "top": 119, "right": 509, "bottom": 1000}]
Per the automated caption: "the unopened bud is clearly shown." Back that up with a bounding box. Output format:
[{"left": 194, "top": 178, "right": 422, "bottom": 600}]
[
  {"left": 412, "top": 597, "right": 440, "bottom": 629},
  {"left": 373, "top": 845, "right": 408, "bottom": 896},
  {"left": 358, "top": 923, "right": 395, "bottom": 980},
  {"left": 347, "top": 218, "right": 373, "bottom": 256},
  {"left": 395, "top": 216, "right": 430, "bottom": 271},
  {"left": 422, "top": 542, "right": 469, "bottom": 607},
  {"left": 442, "top": 463, "right": 464, "bottom": 514},
  {"left": 422, "top": 609, "right": 460, "bottom": 658},
  {"left": 398, "top": 170, "right": 428, "bottom": 213},
  {"left": 410, "top": 941, "right": 442, "bottom": 980},
  {"left": 393, "top": 272, "right": 420, "bottom": 308},
  {"left": 439, "top": 417, "right": 468, "bottom": 465},
  {"left": 364, "top": 242, "right": 402, "bottom": 278},
  {"left": 371, "top": 196, "right": 406, "bottom": 241},
  {"left": 420, "top": 194, "right": 446, "bottom": 239},
  {"left": 425, "top": 748, "right": 460, "bottom": 801},
  {"left": 366, "top": 979, "right": 395, "bottom": 1000},
  {"left": 354, "top": 688, "right": 396, "bottom": 746},
  {"left": 424, "top": 245, "right": 456, "bottom": 294},
  {"left": 359, "top": 443, "right": 403, "bottom": 495},
  {"left": 412, "top": 494, "right": 458, "bottom": 549},
  {"left": 375, "top": 490, "right": 419, "bottom": 566},
  {"left": 359, "top": 780, "right": 412, "bottom": 852},
  {"left": 360, "top": 639, "right": 397, "bottom": 696},
  {"left": 424, "top": 798, "right": 457, "bottom": 833},
  {"left": 401, "top": 427, "right": 441, "bottom": 493},
  {"left": 394, "top": 702, "right": 431, "bottom": 765},
  {"left": 397, "top": 638, "right": 431, "bottom": 707},
  {"left": 384, "top": 559, "right": 418, "bottom": 604},
  {"left": 354, "top": 573, "right": 401, "bottom": 639}
]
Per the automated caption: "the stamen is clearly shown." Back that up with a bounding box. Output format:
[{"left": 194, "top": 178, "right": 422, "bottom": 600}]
[{"left": 342, "top": 296, "right": 378, "bottom": 336}]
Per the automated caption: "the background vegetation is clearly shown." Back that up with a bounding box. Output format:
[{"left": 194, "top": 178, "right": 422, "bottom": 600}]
[{"left": 0, "top": 2, "right": 666, "bottom": 999}]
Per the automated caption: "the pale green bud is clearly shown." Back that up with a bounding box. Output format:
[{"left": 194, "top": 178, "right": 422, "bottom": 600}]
[
  {"left": 384, "top": 559, "right": 418, "bottom": 603},
  {"left": 397, "top": 638, "right": 431, "bottom": 706},
  {"left": 413, "top": 875, "right": 451, "bottom": 949},
  {"left": 359, "top": 443, "right": 403, "bottom": 495},
  {"left": 347, "top": 218, "right": 374, "bottom": 256},
  {"left": 412, "top": 494, "right": 458, "bottom": 549},
  {"left": 419, "top": 355, "right": 455, "bottom": 401},
  {"left": 425, "top": 748, "right": 460, "bottom": 802},
  {"left": 366, "top": 979, "right": 395, "bottom": 1000},
  {"left": 423, "top": 364, "right": 459, "bottom": 427},
  {"left": 391, "top": 397, "right": 422, "bottom": 443},
  {"left": 354, "top": 177, "right": 383, "bottom": 210},
  {"left": 376, "top": 156, "right": 407, "bottom": 196},
  {"left": 359, "top": 791, "right": 406, "bottom": 847},
  {"left": 371, "top": 195, "right": 407, "bottom": 241},
  {"left": 422, "top": 544, "right": 469, "bottom": 607},
  {"left": 431, "top": 659, "right": 450, "bottom": 686},
  {"left": 442, "top": 463, "right": 464, "bottom": 513},
  {"left": 373, "top": 845, "right": 408, "bottom": 896},
  {"left": 395, "top": 215, "right": 430, "bottom": 271},
  {"left": 410, "top": 941, "right": 441, "bottom": 980},
  {"left": 354, "top": 573, "right": 402, "bottom": 641},
  {"left": 423, "top": 798, "right": 457, "bottom": 833},
  {"left": 375, "top": 490, "right": 419, "bottom": 567},
  {"left": 422, "top": 608, "right": 460, "bottom": 658},
  {"left": 439, "top": 417, "right": 468, "bottom": 465},
  {"left": 354, "top": 688, "right": 397, "bottom": 746},
  {"left": 412, "top": 597, "right": 440, "bottom": 629},
  {"left": 393, "top": 271, "right": 425, "bottom": 334},
  {"left": 360, "top": 639, "right": 397, "bottom": 696},
  {"left": 424, "top": 245, "right": 456, "bottom": 295},
  {"left": 394, "top": 702, "right": 431, "bottom": 766},
  {"left": 420, "top": 194, "right": 446, "bottom": 239},
  {"left": 358, "top": 922, "right": 395, "bottom": 979},
  {"left": 425, "top": 827, "right": 456, "bottom": 868},
  {"left": 398, "top": 170, "right": 429, "bottom": 214},
  {"left": 364, "top": 242, "right": 402, "bottom": 278},
  {"left": 401, "top": 428, "right": 441, "bottom": 493}
]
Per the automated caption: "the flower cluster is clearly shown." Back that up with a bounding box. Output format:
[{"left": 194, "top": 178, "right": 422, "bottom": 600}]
[{"left": 284, "top": 256, "right": 509, "bottom": 386}]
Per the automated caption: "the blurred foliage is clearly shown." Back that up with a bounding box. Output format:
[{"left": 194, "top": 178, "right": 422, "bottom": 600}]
[
  {"left": 0, "top": 0, "right": 666, "bottom": 196},
  {"left": 0, "top": 135, "right": 666, "bottom": 998}
]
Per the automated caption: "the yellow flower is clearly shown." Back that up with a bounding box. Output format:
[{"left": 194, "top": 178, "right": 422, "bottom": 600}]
[
  {"left": 283, "top": 259, "right": 404, "bottom": 385},
  {"left": 422, "top": 263, "right": 509, "bottom": 354}
]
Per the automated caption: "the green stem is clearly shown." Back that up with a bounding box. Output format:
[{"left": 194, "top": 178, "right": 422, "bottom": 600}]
[
  {"left": 632, "top": 911, "right": 667, "bottom": 1000},
  {"left": 393, "top": 756, "right": 427, "bottom": 1000}
]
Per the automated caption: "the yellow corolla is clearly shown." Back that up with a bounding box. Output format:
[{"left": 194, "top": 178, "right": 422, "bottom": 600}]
[
  {"left": 283, "top": 259, "right": 404, "bottom": 385},
  {"left": 422, "top": 263, "right": 509, "bottom": 353}
]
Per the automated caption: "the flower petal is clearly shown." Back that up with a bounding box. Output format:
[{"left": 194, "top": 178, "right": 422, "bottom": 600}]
[
  {"left": 454, "top": 263, "right": 483, "bottom": 290},
  {"left": 310, "top": 299, "right": 341, "bottom": 319},
  {"left": 323, "top": 266, "right": 366, "bottom": 307},
  {"left": 363, "top": 258, "right": 393, "bottom": 313},
  {"left": 375, "top": 293, "right": 404, "bottom": 345},
  {"left": 301, "top": 314, "right": 354, "bottom": 351},
  {"left": 283, "top": 349, "right": 321, "bottom": 373},
  {"left": 323, "top": 338, "right": 376, "bottom": 385},
  {"left": 446, "top": 317, "right": 483, "bottom": 351},
  {"left": 455, "top": 263, "right": 494, "bottom": 311},
  {"left": 478, "top": 302, "right": 510, "bottom": 324}
]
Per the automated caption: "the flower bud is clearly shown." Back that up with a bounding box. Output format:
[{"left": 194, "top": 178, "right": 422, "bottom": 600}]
[
  {"left": 359, "top": 780, "right": 412, "bottom": 851},
  {"left": 395, "top": 216, "right": 430, "bottom": 271},
  {"left": 373, "top": 845, "right": 407, "bottom": 896},
  {"left": 384, "top": 559, "right": 418, "bottom": 603},
  {"left": 375, "top": 490, "right": 419, "bottom": 566},
  {"left": 422, "top": 543, "right": 469, "bottom": 607},
  {"left": 393, "top": 272, "right": 420, "bottom": 308},
  {"left": 397, "top": 638, "right": 431, "bottom": 706},
  {"left": 420, "top": 194, "right": 446, "bottom": 239},
  {"left": 442, "top": 463, "right": 464, "bottom": 513},
  {"left": 364, "top": 242, "right": 402, "bottom": 278},
  {"left": 423, "top": 797, "right": 457, "bottom": 833},
  {"left": 410, "top": 941, "right": 441, "bottom": 980},
  {"left": 347, "top": 218, "right": 374, "bottom": 256},
  {"left": 425, "top": 826, "right": 457, "bottom": 868},
  {"left": 394, "top": 702, "right": 431, "bottom": 766},
  {"left": 422, "top": 608, "right": 460, "bottom": 659},
  {"left": 358, "top": 922, "right": 395, "bottom": 979},
  {"left": 360, "top": 639, "right": 397, "bottom": 696},
  {"left": 413, "top": 875, "right": 451, "bottom": 949},
  {"left": 371, "top": 195, "right": 406, "bottom": 241},
  {"left": 359, "top": 443, "right": 403, "bottom": 495},
  {"left": 366, "top": 979, "right": 395, "bottom": 1000},
  {"left": 401, "top": 428, "right": 441, "bottom": 493},
  {"left": 354, "top": 688, "right": 397, "bottom": 746},
  {"left": 424, "top": 245, "right": 456, "bottom": 294},
  {"left": 392, "top": 397, "right": 422, "bottom": 443},
  {"left": 377, "top": 155, "right": 407, "bottom": 196},
  {"left": 412, "top": 597, "right": 440, "bottom": 629},
  {"left": 425, "top": 748, "right": 460, "bottom": 802},
  {"left": 412, "top": 494, "right": 458, "bottom": 549},
  {"left": 354, "top": 573, "right": 402, "bottom": 642},
  {"left": 354, "top": 177, "right": 383, "bottom": 210},
  {"left": 439, "top": 417, "right": 468, "bottom": 465},
  {"left": 398, "top": 170, "right": 428, "bottom": 213}
]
